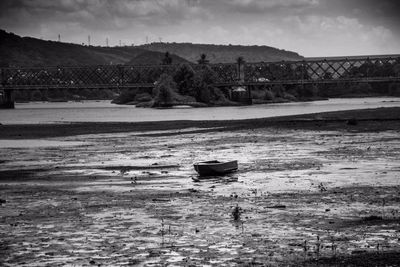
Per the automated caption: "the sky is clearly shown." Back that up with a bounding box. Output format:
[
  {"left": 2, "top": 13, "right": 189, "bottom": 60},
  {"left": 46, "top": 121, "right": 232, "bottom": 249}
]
[{"left": 0, "top": 0, "right": 399, "bottom": 57}]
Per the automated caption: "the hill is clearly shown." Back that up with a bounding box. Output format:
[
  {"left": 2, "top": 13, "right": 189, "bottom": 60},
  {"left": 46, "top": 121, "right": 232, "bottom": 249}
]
[
  {"left": 138, "top": 42, "right": 303, "bottom": 63},
  {"left": 0, "top": 30, "right": 303, "bottom": 67},
  {"left": 0, "top": 30, "right": 183, "bottom": 67}
]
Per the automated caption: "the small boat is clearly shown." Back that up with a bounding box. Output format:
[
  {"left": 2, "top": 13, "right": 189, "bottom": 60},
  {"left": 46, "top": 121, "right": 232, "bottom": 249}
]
[{"left": 193, "top": 160, "right": 238, "bottom": 176}]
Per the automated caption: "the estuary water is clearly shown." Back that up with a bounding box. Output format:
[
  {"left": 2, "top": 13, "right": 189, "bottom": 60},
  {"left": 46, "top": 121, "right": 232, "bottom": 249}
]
[{"left": 1, "top": 97, "right": 400, "bottom": 124}]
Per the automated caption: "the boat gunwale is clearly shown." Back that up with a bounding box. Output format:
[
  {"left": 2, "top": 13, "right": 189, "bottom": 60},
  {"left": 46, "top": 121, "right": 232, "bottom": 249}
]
[{"left": 194, "top": 160, "right": 237, "bottom": 166}]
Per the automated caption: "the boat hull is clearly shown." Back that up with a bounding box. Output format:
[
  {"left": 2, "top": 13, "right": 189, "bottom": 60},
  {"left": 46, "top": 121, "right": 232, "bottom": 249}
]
[{"left": 194, "top": 160, "right": 238, "bottom": 176}]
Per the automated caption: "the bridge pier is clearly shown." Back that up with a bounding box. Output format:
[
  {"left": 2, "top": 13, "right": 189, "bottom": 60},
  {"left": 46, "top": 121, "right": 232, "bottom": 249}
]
[
  {"left": 0, "top": 89, "right": 15, "bottom": 109},
  {"left": 234, "top": 59, "right": 253, "bottom": 104},
  {"left": 247, "top": 85, "right": 253, "bottom": 104}
]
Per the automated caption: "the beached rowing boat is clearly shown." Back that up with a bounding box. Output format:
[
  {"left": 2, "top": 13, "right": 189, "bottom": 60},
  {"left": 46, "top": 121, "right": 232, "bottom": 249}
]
[{"left": 193, "top": 160, "right": 238, "bottom": 176}]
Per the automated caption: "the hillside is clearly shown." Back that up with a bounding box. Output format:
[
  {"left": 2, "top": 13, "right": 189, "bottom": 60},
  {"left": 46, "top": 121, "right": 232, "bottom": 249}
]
[
  {"left": 127, "top": 50, "right": 190, "bottom": 65},
  {"left": 139, "top": 42, "right": 303, "bottom": 63},
  {"left": 0, "top": 30, "right": 181, "bottom": 67},
  {"left": 1, "top": 30, "right": 303, "bottom": 67}
]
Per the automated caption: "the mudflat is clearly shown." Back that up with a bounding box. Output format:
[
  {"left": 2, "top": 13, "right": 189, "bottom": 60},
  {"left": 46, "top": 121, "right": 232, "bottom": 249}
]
[{"left": 0, "top": 107, "right": 400, "bottom": 266}]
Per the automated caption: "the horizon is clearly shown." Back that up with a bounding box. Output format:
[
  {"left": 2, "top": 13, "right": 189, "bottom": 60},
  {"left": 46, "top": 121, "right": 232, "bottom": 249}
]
[{"left": 1, "top": 0, "right": 400, "bottom": 57}]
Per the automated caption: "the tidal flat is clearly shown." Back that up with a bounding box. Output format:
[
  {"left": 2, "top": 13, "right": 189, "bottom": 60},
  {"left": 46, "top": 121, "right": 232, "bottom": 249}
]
[{"left": 0, "top": 108, "right": 400, "bottom": 266}]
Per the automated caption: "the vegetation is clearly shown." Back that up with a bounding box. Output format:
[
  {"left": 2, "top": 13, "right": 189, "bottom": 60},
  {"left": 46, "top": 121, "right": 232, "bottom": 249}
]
[
  {"left": 0, "top": 30, "right": 186, "bottom": 67},
  {"left": 152, "top": 74, "right": 175, "bottom": 107},
  {"left": 197, "top": 54, "right": 209, "bottom": 64},
  {"left": 173, "top": 64, "right": 195, "bottom": 95},
  {"left": 161, "top": 52, "right": 173, "bottom": 65},
  {"left": 0, "top": 29, "right": 302, "bottom": 67},
  {"left": 127, "top": 51, "right": 189, "bottom": 65},
  {"left": 14, "top": 88, "right": 117, "bottom": 102},
  {"left": 110, "top": 64, "right": 234, "bottom": 107},
  {"left": 139, "top": 42, "right": 303, "bottom": 63}
]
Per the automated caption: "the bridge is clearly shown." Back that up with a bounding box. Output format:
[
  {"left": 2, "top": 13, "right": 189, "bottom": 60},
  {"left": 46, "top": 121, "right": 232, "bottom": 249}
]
[{"left": 1, "top": 54, "right": 399, "bottom": 108}]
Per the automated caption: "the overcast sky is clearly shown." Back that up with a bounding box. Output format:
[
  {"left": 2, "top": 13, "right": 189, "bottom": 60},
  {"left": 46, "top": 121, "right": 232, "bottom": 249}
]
[{"left": 1, "top": 0, "right": 399, "bottom": 57}]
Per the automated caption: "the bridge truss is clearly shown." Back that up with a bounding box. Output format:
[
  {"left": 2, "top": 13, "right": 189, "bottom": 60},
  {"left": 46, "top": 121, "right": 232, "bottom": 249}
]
[{"left": 1, "top": 55, "right": 399, "bottom": 91}]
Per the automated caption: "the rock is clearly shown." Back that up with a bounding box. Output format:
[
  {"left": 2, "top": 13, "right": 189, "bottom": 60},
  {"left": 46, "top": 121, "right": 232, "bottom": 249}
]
[
  {"left": 188, "top": 188, "right": 199, "bottom": 193},
  {"left": 232, "top": 205, "right": 242, "bottom": 221}
]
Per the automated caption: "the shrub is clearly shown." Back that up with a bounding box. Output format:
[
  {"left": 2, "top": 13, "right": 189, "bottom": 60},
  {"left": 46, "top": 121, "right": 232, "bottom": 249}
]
[
  {"left": 14, "top": 90, "right": 29, "bottom": 101},
  {"left": 31, "top": 90, "right": 45, "bottom": 101},
  {"left": 351, "top": 83, "right": 373, "bottom": 94},
  {"left": 198, "top": 87, "right": 211, "bottom": 103},
  {"left": 298, "top": 84, "right": 319, "bottom": 98},
  {"left": 79, "top": 89, "right": 92, "bottom": 99},
  {"left": 251, "top": 90, "right": 266, "bottom": 100},
  {"left": 286, "top": 85, "right": 300, "bottom": 97},
  {"left": 331, "top": 83, "right": 348, "bottom": 97},
  {"left": 264, "top": 90, "right": 274, "bottom": 100},
  {"left": 135, "top": 92, "right": 152, "bottom": 102},
  {"left": 272, "top": 84, "right": 285, "bottom": 98},
  {"left": 210, "top": 87, "right": 230, "bottom": 105},
  {"left": 388, "top": 83, "right": 400, "bottom": 96},
  {"left": 97, "top": 89, "right": 117, "bottom": 99},
  {"left": 283, "top": 92, "right": 297, "bottom": 101},
  {"left": 112, "top": 89, "right": 138, "bottom": 104}
]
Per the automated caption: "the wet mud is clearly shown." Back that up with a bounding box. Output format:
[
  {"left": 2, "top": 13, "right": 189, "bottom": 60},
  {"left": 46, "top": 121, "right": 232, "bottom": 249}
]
[{"left": 1, "top": 124, "right": 400, "bottom": 266}]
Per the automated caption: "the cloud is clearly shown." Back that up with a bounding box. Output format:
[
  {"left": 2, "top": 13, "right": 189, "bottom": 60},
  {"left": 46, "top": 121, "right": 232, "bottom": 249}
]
[
  {"left": 278, "top": 15, "right": 399, "bottom": 55},
  {"left": 0, "top": 0, "right": 399, "bottom": 56},
  {"left": 0, "top": 0, "right": 195, "bottom": 30},
  {"left": 225, "top": 0, "right": 319, "bottom": 11}
]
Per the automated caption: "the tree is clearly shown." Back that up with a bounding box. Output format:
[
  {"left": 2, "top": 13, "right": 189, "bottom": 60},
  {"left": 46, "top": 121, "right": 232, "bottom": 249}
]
[
  {"left": 173, "top": 64, "right": 195, "bottom": 96},
  {"left": 161, "top": 52, "right": 172, "bottom": 65},
  {"left": 193, "top": 66, "right": 218, "bottom": 103},
  {"left": 236, "top": 56, "right": 245, "bottom": 65},
  {"left": 197, "top": 54, "right": 209, "bottom": 64},
  {"left": 153, "top": 74, "right": 176, "bottom": 106},
  {"left": 236, "top": 56, "right": 245, "bottom": 81}
]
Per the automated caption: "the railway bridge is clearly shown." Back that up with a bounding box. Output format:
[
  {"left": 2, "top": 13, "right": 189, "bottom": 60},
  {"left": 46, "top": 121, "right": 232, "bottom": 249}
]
[{"left": 1, "top": 54, "right": 399, "bottom": 108}]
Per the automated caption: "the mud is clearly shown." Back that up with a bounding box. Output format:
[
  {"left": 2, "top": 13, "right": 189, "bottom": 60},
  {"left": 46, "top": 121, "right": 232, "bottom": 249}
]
[{"left": 1, "top": 124, "right": 400, "bottom": 266}]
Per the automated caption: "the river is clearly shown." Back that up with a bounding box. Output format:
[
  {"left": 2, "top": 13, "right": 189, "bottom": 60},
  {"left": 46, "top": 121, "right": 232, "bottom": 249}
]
[{"left": 1, "top": 97, "right": 400, "bottom": 124}]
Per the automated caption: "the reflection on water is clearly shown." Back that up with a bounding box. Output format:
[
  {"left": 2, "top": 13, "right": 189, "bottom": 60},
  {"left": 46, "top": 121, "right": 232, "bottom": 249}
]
[{"left": 1, "top": 97, "right": 400, "bottom": 124}]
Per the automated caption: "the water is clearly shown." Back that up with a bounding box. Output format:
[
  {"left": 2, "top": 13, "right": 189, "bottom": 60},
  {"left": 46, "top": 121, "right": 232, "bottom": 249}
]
[
  {"left": 1, "top": 97, "right": 399, "bottom": 124},
  {"left": 0, "top": 139, "right": 86, "bottom": 148}
]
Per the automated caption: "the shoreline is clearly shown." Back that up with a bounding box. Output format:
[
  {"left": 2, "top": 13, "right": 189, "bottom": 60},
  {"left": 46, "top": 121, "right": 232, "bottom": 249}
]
[{"left": 1, "top": 107, "right": 400, "bottom": 139}]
